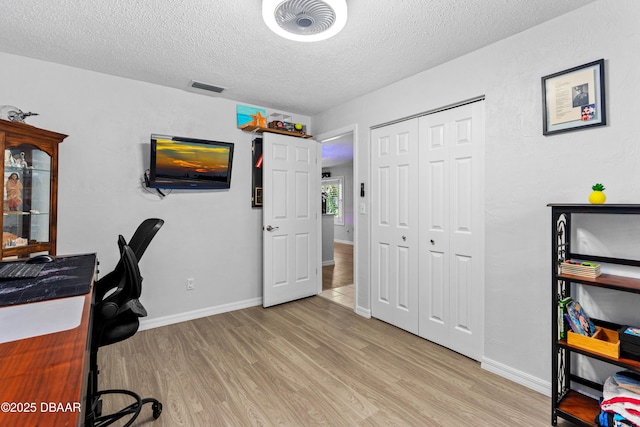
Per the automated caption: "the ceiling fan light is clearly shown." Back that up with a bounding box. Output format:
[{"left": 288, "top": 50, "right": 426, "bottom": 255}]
[
  {"left": 296, "top": 15, "right": 315, "bottom": 28},
  {"left": 263, "top": 0, "right": 348, "bottom": 42}
]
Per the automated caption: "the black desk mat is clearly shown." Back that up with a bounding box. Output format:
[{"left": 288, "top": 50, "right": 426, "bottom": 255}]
[{"left": 0, "top": 253, "right": 96, "bottom": 307}]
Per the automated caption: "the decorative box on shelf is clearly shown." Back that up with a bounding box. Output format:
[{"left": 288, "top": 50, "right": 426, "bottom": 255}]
[
  {"left": 619, "top": 326, "right": 640, "bottom": 359},
  {"left": 560, "top": 259, "right": 601, "bottom": 278},
  {"left": 567, "top": 326, "right": 620, "bottom": 359}
]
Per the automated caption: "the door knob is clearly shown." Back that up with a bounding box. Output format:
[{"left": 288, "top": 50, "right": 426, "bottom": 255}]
[
  {"left": 430, "top": 239, "right": 435, "bottom": 245},
  {"left": 265, "top": 225, "right": 279, "bottom": 232},
  {"left": 402, "top": 236, "right": 406, "bottom": 241}
]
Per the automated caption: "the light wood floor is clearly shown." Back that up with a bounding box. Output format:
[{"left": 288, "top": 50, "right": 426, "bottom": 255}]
[
  {"left": 322, "top": 242, "right": 353, "bottom": 290},
  {"left": 97, "top": 296, "right": 567, "bottom": 427},
  {"left": 321, "top": 242, "right": 354, "bottom": 308}
]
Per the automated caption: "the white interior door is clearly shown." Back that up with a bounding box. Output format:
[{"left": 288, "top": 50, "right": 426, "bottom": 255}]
[
  {"left": 418, "top": 101, "right": 485, "bottom": 361},
  {"left": 263, "top": 133, "right": 320, "bottom": 308},
  {"left": 370, "top": 120, "right": 419, "bottom": 334}
]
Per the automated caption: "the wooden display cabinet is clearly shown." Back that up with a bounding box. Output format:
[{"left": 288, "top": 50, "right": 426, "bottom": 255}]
[{"left": 0, "top": 119, "right": 67, "bottom": 258}]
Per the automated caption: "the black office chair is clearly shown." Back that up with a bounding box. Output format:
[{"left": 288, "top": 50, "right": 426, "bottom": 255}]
[
  {"left": 127, "top": 218, "right": 164, "bottom": 261},
  {"left": 86, "top": 244, "right": 162, "bottom": 426},
  {"left": 95, "top": 218, "right": 164, "bottom": 302}
]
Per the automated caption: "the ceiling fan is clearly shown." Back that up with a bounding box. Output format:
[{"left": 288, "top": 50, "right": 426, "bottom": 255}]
[{"left": 262, "top": 0, "right": 348, "bottom": 42}]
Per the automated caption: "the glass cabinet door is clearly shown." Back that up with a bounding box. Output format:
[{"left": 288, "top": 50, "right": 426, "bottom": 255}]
[{"left": 3, "top": 145, "right": 51, "bottom": 250}]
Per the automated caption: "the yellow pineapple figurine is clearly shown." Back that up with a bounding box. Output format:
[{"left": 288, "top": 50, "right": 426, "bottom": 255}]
[{"left": 589, "top": 183, "right": 606, "bottom": 204}]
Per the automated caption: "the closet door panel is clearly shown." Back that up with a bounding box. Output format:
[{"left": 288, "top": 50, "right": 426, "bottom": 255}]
[
  {"left": 451, "top": 254, "right": 472, "bottom": 333},
  {"left": 371, "top": 121, "right": 419, "bottom": 334},
  {"left": 419, "top": 102, "right": 485, "bottom": 361},
  {"left": 376, "top": 243, "right": 390, "bottom": 303},
  {"left": 419, "top": 114, "right": 451, "bottom": 347},
  {"left": 396, "top": 246, "right": 411, "bottom": 310},
  {"left": 426, "top": 249, "right": 448, "bottom": 346}
]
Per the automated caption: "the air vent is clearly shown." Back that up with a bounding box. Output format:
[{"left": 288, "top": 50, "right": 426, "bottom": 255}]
[{"left": 190, "top": 81, "right": 225, "bottom": 93}]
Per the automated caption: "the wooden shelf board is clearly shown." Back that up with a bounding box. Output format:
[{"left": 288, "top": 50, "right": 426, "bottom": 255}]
[
  {"left": 238, "top": 124, "right": 312, "bottom": 139},
  {"left": 557, "top": 390, "right": 599, "bottom": 426},
  {"left": 558, "top": 337, "right": 640, "bottom": 369},
  {"left": 558, "top": 272, "right": 640, "bottom": 293}
]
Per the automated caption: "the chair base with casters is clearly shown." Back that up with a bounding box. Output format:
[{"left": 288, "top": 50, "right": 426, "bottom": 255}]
[
  {"left": 86, "top": 244, "right": 163, "bottom": 427},
  {"left": 85, "top": 319, "right": 163, "bottom": 426},
  {"left": 88, "top": 389, "right": 162, "bottom": 427}
]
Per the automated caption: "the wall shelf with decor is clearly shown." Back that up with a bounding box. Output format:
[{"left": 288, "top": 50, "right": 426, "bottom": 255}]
[
  {"left": 238, "top": 124, "right": 312, "bottom": 139},
  {"left": 549, "top": 204, "right": 640, "bottom": 426}
]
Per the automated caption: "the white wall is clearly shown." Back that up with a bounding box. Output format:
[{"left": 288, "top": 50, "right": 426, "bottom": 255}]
[
  {"left": 0, "top": 52, "right": 309, "bottom": 323},
  {"left": 312, "top": 0, "right": 640, "bottom": 392}
]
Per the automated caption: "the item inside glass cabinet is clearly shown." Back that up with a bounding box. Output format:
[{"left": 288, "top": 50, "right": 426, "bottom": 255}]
[
  {"left": 2, "top": 147, "right": 52, "bottom": 249},
  {"left": 5, "top": 172, "right": 23, "bottom": 211}
]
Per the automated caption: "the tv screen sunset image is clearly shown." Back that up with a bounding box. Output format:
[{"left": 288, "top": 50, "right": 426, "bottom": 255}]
[{"left": 155, "top": 139, "right": 231, "bottom": 183}]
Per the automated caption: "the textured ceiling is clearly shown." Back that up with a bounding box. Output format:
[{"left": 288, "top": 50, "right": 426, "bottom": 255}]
[{"left": 0, "top": 0, "right": 595, "bottom": 116}]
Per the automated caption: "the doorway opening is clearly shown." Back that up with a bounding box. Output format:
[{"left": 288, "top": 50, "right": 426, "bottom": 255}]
[
  {"left": 316, "top": 125, "right": 357, "bottom": 310},
  {"left": 321, "top": 242, "right": 354, "bottom": 307}
]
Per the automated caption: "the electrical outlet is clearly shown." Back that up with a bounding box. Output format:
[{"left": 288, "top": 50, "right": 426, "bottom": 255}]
[{"left": 186, "top": 278, "right": 195, "bottom": 290}]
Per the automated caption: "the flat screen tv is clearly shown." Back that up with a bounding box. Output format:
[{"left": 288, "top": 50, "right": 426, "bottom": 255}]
[{"left": 148, "top": 134, "right": 234, "bottom": 189}]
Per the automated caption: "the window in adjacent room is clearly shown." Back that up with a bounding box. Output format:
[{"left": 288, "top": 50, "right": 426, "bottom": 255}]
[{"left": 321, "top": 176, "right": 344, "bottom": 225}]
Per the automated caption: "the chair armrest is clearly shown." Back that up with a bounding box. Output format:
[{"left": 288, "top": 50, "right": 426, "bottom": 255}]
[{"left": 126, "top": 299, "right": 148, "bottom": 318}]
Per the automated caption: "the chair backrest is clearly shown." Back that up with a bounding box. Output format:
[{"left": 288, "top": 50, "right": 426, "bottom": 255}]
[
  {"left": 128, "top": 218, "right": 164, "bottom": 262},
  {"left": 96, "top": 245, "right": 143, "bottom": 320},
  {"left": 94, "top": 219, "right": 163, "bottom": 301},
  {"left": 121, "top": 244, "right": 143, "bottom": 301}
]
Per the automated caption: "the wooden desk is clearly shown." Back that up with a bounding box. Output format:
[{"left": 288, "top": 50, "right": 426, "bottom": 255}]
[{"left": 0, "top": 255, "right": 96, "bottom": 427}]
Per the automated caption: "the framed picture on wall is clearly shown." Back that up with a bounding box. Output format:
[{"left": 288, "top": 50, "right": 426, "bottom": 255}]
[
  {"left": 252, "top": 137, "right": 263, "bottom": 207},
  {"left": 541, "top": 59, "right": 606, "bottom": 135}
]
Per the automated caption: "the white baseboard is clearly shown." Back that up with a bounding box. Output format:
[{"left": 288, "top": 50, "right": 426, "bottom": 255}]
[
  {"left": 322, "top": 260, "right": 335, "bottom": 266},
  {"left": 481, "top": 357, "right": 551, "bottom": 397},
  {"left": 139, "top": 297, "right": 263, "bottom": 331},
  {"left": 355, "top": 304, "right": 371, "bottom": 318}
]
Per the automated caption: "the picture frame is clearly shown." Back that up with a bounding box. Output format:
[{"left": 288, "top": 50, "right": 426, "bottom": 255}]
[
  {"left": 541, "top": 59, "right": 606, "bottom": 135},
  {"left": 254, "top": 187, "right": 263, "bottom": 206},
  {"left": 252, "top": 137, "right": 263, "bottom": 207}
]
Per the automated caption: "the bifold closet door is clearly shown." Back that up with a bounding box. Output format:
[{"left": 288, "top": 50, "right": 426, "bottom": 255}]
[
  {"left": 370, "top": 120, "right": 419, "bottom": 334},
  {"left": 418, "top": 102, "right": 485, "bottom": 361}
]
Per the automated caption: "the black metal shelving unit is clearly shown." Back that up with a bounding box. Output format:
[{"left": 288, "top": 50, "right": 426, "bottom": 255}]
[{"left": 549, "top": 204, "right": 640, "bottom": 426}]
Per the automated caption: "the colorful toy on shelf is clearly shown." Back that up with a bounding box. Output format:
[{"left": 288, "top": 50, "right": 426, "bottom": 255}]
[
  {"left": 268, "top": 120, "right": 306, "bottom": 135},
  {"left": 589, "top": 183, "right": 606, "bottom": 204}
]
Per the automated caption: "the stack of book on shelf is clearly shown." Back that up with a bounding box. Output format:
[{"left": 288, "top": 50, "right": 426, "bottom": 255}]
[
  {"left": 560, "top": 259, "right": 601, "bottom": 278},
  {"left": 564, "top": 298, "right": 597, "bottom": 337}
]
